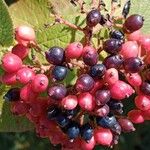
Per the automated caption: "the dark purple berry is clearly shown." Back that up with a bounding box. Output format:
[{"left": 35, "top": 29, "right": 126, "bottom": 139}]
[{"left": 140, "top": 82, "right": 150, "bottom": 95}]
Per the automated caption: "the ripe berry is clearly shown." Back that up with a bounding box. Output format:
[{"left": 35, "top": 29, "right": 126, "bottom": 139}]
[
  {"left": 65, "top": 42, "right": 83, "bottom": 59},
  {"left": 78, "top": 92, "right": 95, "bottom": 111},
  {"left": 31, "top": 74, "right": 48, "bottom": 93},
  {"left": 52, "top": 66, "right": 68, "bottom": 81},
  {"left": 94, "top": 105, "right": 110, "bottom": 117},
  {"left": 82, "top": 46, "right": 98, "bottom": 66},
  {"left": 61, "top": 95, "right": 78, "bottom": 110},
  {"left": 123, "top": 14, "right": 144, "bottom": 33},
  {"left": 16, "top": 67, "right": 35, "bottom": 84},
  {"left": 86, "top": 9, "right": 101, "bottom": 27},
  {"left": 15, "top": 25, "right": 36, "bottom": 46},
  {"left": 95, "top": 90, "right": 111, "bottom": 105},
  {"left": 118, "top": 118, "right": 135, "bottom": 132},
  {"left": 140, "top": 82, "right": 150, "bottom": 95},
  {"left": 103, "top": 38, "right": 122, "bottom": 54},
  {"left": 103, "top": 55, "right": 124, "bottom": 69},
  {"left": 110, "top": 80, "right": 134, "bottom": 100},
  {"left": 56, "top": 115, "right": 70, "bottom": 128},
  {"left": 1, "top": 53, "right": 22, "bottom": 73},
  {"left": 135, "top": 95, "right": 150, "bottom": 111},
  {"left": 47, "top": 106, "right": 61, "bottom": 120},
  {"left": 76, "top": 74, "right": 94, "bottom": 92},
  {"left": 128, "top": 109, "right": 144, "bottom": 124},
  {"left": 48, "top": 85, "right": 67, "bottom": 101},
  {"left": 3, "top": 88, "right": 20, "bottom": 102},
  {"left": 2, "top": 72, "right": 16, "bottom": 85},
  {"left": 89, "top": 64, "right": 106, "bottom": 78},
  {"left": 94, "top": 128, "right": 113, "bottom": 146},
  {"left": 45, "top": 46, "right": 65, "bottom": 65},
  {"left": 12, "top": 44, "right": 29, "bottom": 60},
  {"left": 110, "top": 30, "right": 124, "bottom": 40},
  {"left": 120, "top": 41, "right": 139, "bottom": 59},
  {"left": 124, "top": 57, "right": 143, "bottom": 73}
]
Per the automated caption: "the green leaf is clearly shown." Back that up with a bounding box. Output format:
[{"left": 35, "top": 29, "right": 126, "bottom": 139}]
[
  {"left": 0, "top": 85, "right": 33, "bottom": 132},
  {"left": 0, "top": 0, "right": 13, "bottom": 46}
]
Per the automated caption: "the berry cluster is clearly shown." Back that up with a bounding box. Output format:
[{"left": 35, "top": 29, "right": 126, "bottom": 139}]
[{"left": 1, "top": 2, "right": 150, "bottom": 150}]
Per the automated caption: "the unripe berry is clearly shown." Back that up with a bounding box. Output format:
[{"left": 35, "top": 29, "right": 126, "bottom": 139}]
[
  {"left": 126, "top": 30, "right": 141, "bottom": 41},
  {"left": 65, "top": 42, "right": 83, "bottom": 59},
  {"left": 1, "top": 53, "right": 22, "bottom": 73},
  {"left": 94, "top": 128, "right": 113, "bottom": 146},
  {"left": 78, "top": 92, "right": 95, "bottom": 111},
  {"left": 31, "top": 74, "right": 48, "bottom": 93},
  {"left": 61, "top": 95, "right": 78, "bottom": 110},
  {"left": 1, "top": 72, "right": 16, "bottom": 85},
  {"left": 94, "top": 105, "right": 110, "bottom": 117}
]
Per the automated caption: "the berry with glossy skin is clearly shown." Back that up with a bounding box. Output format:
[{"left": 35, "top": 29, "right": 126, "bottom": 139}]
[
  {"left": 86, "top": 9, "right": 101, "bottom": 27},
  {"left": 135, "top": 95, "right": 150, "bottom": 111},
  {"left": 110, "top": 30, "right": 124, "bottom": 40},
  {"left": 1, "top": 53, "right": 22, "bottom": 73},
  {"left": 76, "top": 74, "right": 94, "bottom": 92},
  {"left": 95, "top": 90, "right": 111, "bottom": 105},
  {"left": 123, "top": 14, "right": 144, "bottom": 33},
  {"left": 124, "top": 57, "right": 143, "bottom": 73},
  {"left": 3, "top": 88, "right": 20, "bottom": 102},
  {"left": 48, "top": 85, "right": 67, "bottom": 101},
  {"left": 103, "top": 38, "right": 122, "bottom": 54},
  {"left": 81, "top": 123, "right": 93, "bottom": 141},
  {"left": 94, "top": 105, "right": 110, "bottom": 117},
  {"left": 64, "top": 107, "right": 80, "bottom": 119},
  {"left": 126, "top": 30, "right": 141, "bottom": 41},
  {"left": 45, "top": 47, "right": 65, "bottom": 65},
  {"left": 31, "top": 74, "right": 48, "bottom": 93},
  {"left": 118, "top": 118, "right": 135, "bottom": 132},
  {"left": 82, "top": 46, "right": 98, "bottom": 66},
  {"left": 78, "top": 92, "right": 95, "bottom": 111},
  {"left": 67, "top": 122, "right": 80, "bottom": 140},
  {"left": 126, "top": 73, "right": 142, "bottom": 87},
  {"left": 94, "top": 128, "right": 113, "bottom": 146},
  {"left": 110, "top": 80, "right": 134, "bottom": 100},
  {"left": 56, "top": 115, "right": 70, "bottom": 128},
  {"left": 140, "top": 82, "right": 150, "bottom": 95},
  {"left": 103, "top": 55, "right": 124, "bottom": 69},
  {"left": 104, "top": 68, "right": 119, "bottom": 85},
  {"left": 90, "top": 80, "right": 103, "bottom": 95},
  {"left": 120, "top": 41, "right": 139, "bottom": 59},
  {"left": 16, "top": 67, "right": 35, "bottom": 84},
  {"left": 65, "top": 42, "right": 83, "bottom": 59},
  {"left": 15, "top": 25, "right": 36, "bottom": 46},
  {"left": 47, "top": 106, "right": 61, "bottom": 120},
  {"left": 128, "top": 109, "right": 144, "bottom": 124},
  {"left": 52, "top": 66, "right": 68, "bottom": 81},
  {"left": 12, "top": 44, "right": 29, "bottom": 59},
  {"left": 89, "top": 64, "right": 106, "bottom": 78},
  {"left": 1, "top": 72, "right": 16, "bottom": 85},
  {"left": 61, "top": 95, "right": 78, "bottom": 110}
]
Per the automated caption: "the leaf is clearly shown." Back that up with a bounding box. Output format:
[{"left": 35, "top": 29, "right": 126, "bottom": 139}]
[
  {"left": 0, "top": 0, "right": 13, "bottom": 46},
  {"left": 0, "top": 85, "right": 33, "bottom": 132}
]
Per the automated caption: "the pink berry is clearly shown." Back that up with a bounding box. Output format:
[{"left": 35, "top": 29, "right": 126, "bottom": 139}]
[
  {"left": 110, "top": 80, "right": 134, "bottom": 100},
  {"left": 135, "top": 95, "right": 150, "bottom": 111},
  {"left": 81, "top": 136, "right": 96, "bottom": 150},
  {"left": 61, "top": 95, "right": 78, "bottom": 110},
  {"left": 120, "top": 41, "right": 139, "bottom": 59},
  {"left": 12, "top": 44, "right": 29, "bottom": 59},
  {"left": 1, "top": 72, "right": 16, "bottom": 85},
  {"left": 94, "top": 105, "right": 110, "bottom": 117},
  {"left": 65, "top": 42, "right": 83, "bottom": 59},
  {"left": 104, "top": 68, "right": 119, "bottom": 85},
  {"left": 126, "top": 30, "right": 141, "bottom": 41},
  {"left": 15, "top": 25, "right": 36, "bottom": 46},
  {"left": 90, "top": 80, "right": 103, "bottom": 95},
  {"left": 128, "top": 109, "right": 144, "bottom": 124},
  {"left": 1, "top": 53, "right": 22, "bottom": 73},
  {"left": 16, "top": 67, "right": 35, "bottom": 84},
  {"left": 31, "top": 74, "right": 48, "bottom": 93},
  {"left": 78, "top": 92, "right": 95, "bottom": 111},
  {"left": 94, "top": 128, "right": 113, "bottom": 146},
  {"left": 126, "top": 73, "right": 142, "bottom": 87}
]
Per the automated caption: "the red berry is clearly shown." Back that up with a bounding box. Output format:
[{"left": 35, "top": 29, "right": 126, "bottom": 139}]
[
  {"left": 126, "top": 30, "right": 141, "bottom": 41},
  {"left": 128, "top": 109, "right": 144, "bottom": 124},
  {"left": 120, "top": 41, "right": 139, "bottom": 59},
  {"left": 12, "top": 44, "right": 29, "bottom": 59},
  {"left": 90, "top": 80, "right": 103, "bottom": 95},
  {"left": 16, "top": 67, "right": 35, "bottom": 84},
  {"left": 1, "top": 53, "right": 22, "bottom": 73},
  {"left": 65, "top": 42, "right": 83, "bottom": 59},
  {"left": 1, "top": 72, "right": 16, "bottom": 85},
  {"left": 94, "top": 128, "right": 113, "bottom": 146},
  {"left": 31, "top": 74, "right": 48, "bottom": 93},
  {"left": 61, "top": 95, "right": 78, "bottom": 110},
  {"left": 78, "top": 92, "right": 95, "bottom": 111},
  {"left": 142, "top": 109, "right": 150, "bottom": 120}
]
